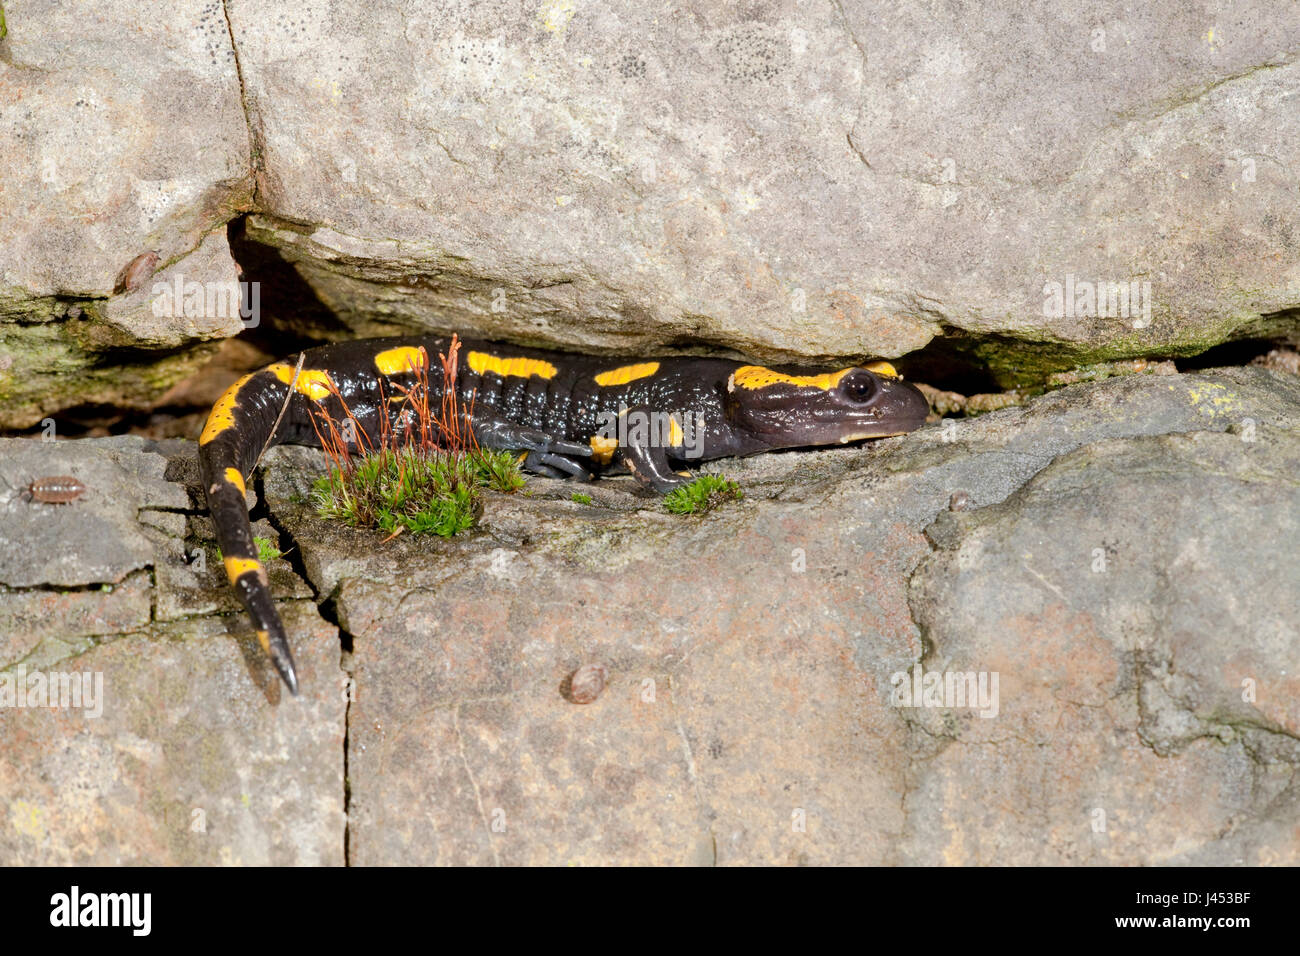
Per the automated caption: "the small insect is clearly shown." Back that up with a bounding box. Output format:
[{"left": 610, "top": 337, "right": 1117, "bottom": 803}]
[
  {"left": 115, "top": 250, "right": 160, "bottom": 294},
  {"left": 1, "top": 474, "right": 87, "bottom": 507}
]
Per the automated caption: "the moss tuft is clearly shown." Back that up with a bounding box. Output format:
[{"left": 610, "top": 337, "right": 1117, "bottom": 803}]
[
  {"left": 311, "top": 446, "right": 523, "bottom": 537},
  {"left": 664, "top": 475, "right": 742, "bottom": 515}
]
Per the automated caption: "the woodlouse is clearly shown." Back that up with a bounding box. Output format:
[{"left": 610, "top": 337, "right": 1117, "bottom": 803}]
[
  {"left": 115, "top": 250, "right": 160, "bottom": 294},
  {"left": 19, "top": 475, "right": 87, "bottom": 505}
]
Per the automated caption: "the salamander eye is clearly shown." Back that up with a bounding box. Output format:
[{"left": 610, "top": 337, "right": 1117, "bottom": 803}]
[{"left": 840, "top": 371, "right": 879, "bottom": 403}]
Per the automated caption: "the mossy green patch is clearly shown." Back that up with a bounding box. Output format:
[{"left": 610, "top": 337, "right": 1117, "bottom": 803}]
[
  {"left": 0, "top": 314, "right": 219, "bottom": 429},
  {"left": 312, "top": 446, "right": 524, "bottom": 537},
  {"left": 664, "top": 475, "right": 742, "bottom": 515},
  {"left": 254, "top": 536, "right": 282, "bottom": 563},
  {"left": 959, "top": 305, "right": 1300, "bottom": 389},
  {"left": 215, "top": 537, "right": 282, "bottom": 563}
]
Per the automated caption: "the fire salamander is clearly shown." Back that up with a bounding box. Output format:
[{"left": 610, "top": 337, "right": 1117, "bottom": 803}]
[{"left": 198, "top": 335, "right": 929, "bottom": 694}]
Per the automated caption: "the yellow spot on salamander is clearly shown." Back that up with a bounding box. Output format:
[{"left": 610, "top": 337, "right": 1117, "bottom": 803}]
[
  {"left": 224, "top": 468, "right": 246, "bottom": 495},
  {"left": 668, "top": 415, "right": 684, "bottom": 447},
  {"left": 589, "top": 435, "right": 618, "bottom": 465},
  {"left": 864, "top": 361, "right": 900, "bottom": 379},
  {"left": 255, "top": 630, "right": 271, "bottom": 654},
  {"left": 374, "top": 346, "right": 427, "bottom": 376},
  {"left": 224, "top": 556, "right": 262, "bottom": 584},
  {"left": 731, "top": 366, "right": 852, "bottom": 391},
  {"left": 594, "top": 362, "right": 660, "bottom": 386},
  {"left": 467, "top": 351, "right": 558, "bottom": 380},
  {"left": 199, "top": 373, "right": 256, "bottom": 445},
  {"left": 268, "top": 363, "right": 335, "bottom": 401}
]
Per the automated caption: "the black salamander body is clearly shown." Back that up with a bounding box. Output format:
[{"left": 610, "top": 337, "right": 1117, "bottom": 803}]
[{"left": 198, "top": 335, "right": 929, "bottom": 694}]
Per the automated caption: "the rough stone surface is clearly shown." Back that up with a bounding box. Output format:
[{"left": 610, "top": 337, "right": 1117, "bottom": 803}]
[
  {"left": 233, "top": 1, "right": 1300, "bottom": 370},
  {"left": 0, "top": 436, "right": 345, "bottom": 865},
  {"left": 906, "top": 429, "right": 1300, "bottom": 865},
  {"left": 5, "top": 3, "right": 1300, "bottom": 429},
  {"left": 251, "top": 364, "right": 1298, "bottom": 865},
  {"left": 0, "top": 1, "right": 249, "bottom": 302},
  {"left": 1, "top": 368, "right": 1296, "bottom": 866},
  {"left": 0, "top": 435, "right": 187, "bottom": 588},
  {"left": 0, "top": 0, "right": 252, "bottom": 426},
  {"left": 0, "top": 602, "right": 346, "bottom": 865}
]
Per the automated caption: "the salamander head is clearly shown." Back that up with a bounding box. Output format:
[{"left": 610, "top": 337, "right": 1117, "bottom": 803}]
[{"left": 723, "top": 361, "right": 929, "bottom": 449}]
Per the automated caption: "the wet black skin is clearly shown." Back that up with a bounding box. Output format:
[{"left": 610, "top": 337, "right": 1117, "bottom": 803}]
[{"left": 198, "top": 335, "right": 930, "bottom": 694}]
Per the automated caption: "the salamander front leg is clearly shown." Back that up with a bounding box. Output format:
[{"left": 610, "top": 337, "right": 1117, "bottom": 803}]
[
  {"left": 523, "top": 450, "right": 593, "bottom": 481},
  {"left": 471, "top": 408, "right": 593, "bottom": 480},
  {"left": 620, "top": 434, "right": 693, "bottom": 493}
]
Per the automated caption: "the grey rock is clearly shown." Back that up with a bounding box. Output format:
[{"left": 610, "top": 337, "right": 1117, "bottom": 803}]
[
  {"left": 96, "top": 230, "right": 247, "bottom": 349},
  {"left": 0, "top": 602, "right": 346, "bottom": 865},
  {"left": 256, "top": 365, "right": 1300, "bottom": 864},
  {"left": 0, "top": 436, "right": 187, "bottom": 588},
  {"left": 0, "top": 366, "right": 1296, "bottom": 864},
  {"left": 0, "top": 433, "right": 345, "bottom": 865},
  {"left": 0, "top": 0, "right": 252, "bottom": 426},
  {"left": 0, "top": 0, "right": 249, "bottom": 304},
  {"left": 233, "top": 1, "right": 1300, "bottom": 369},
  {"left": 904, "top": 426, "right": 1300, "bottom": 864},
  {"left": 4, "top": 1, "right": 1300, "bottom": 426}
]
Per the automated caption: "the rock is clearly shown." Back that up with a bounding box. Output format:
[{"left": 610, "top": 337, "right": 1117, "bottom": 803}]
[
  {"left": 0, "top": 0, "right": 252, "bottom": 426},
  {"left": 0, "top": 435, "right": 344, "bottom": 864},
  {"left": 905, "top": 428, "right": 1300, "bottom": 865},
  {"left": 0, "top": 602, "right": 345, "bottom": 865},
  {"left": 4, "top": 2, "right": 1300, "bottom": 423},
  {"left": 231, "top": 1, "right": 1300, "bottom": 373},
  {"left": 0, "top": 571, "right": 152, "bottom": 665},
  {"left": 256, "top": 364, "right": 1299, "bottom": 864},
  {"left": 0, "top": 435, "right": 187, "bottom": 588},
  {"left": 1, "top": 365, "right": 1296, "bottom": 864},
  {"left": 0, "top": 1, "right": 249, "bottom": 303},
  {"left": 96, "top": 231, "right": 247, "bottom": 350}
]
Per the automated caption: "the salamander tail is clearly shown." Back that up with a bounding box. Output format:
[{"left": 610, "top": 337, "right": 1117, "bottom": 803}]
[{"left": 197, "top": 366, "right": 303, "bottom": 696}]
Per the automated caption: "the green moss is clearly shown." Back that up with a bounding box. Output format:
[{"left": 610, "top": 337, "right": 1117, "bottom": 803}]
[
  {"left": 0, "top": 315, "right": 219, "bottom": 429},
  {"left": 664, "top": 475, "right": 743, "bottom": 515},
  {"left": 215, "top": 537, "right": 282, "bottom": 563},
  {"left": 570, "top": 492, "right": 593, "bottom": 505},
  {"left": 961, "top": 306, "right": 1300, "bottom": 389},
  {"left": 312, "top": 446, "right": 524, "bottom": 537},
  {"left": 253, "top": 536, "right": 282, "bottom": 562}
]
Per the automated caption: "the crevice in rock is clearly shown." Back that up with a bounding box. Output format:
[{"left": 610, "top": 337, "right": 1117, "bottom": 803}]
[
  {"left": 219, "top": 0, "right": 261, "bottom": 207},
  {"left": 0, "top": 578, "right": 140, "bottom": 595},
  {"left": 20, "top": 216, "right": 1295, "bottom": 442},
  {"left": 226, "top": 215, "right": 356, "bottom": 343},
  {"left": 1174, "top": 335, "right": 1298, "bottom": 373},
  {"left": 845, "top": 131, "right": 872, "bottom": 171},
  {"left": 1117, "top": 55, "right": 1300, "bottom": 125},
  {"left": 255, "top": 471, "right": 359, "bottom": 865},
  {"left": 310, "top": 584, "right": 357, "bottom": 866},
  {"left": 898, "top": 322, "right": 1299, "bottom": 395}
]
